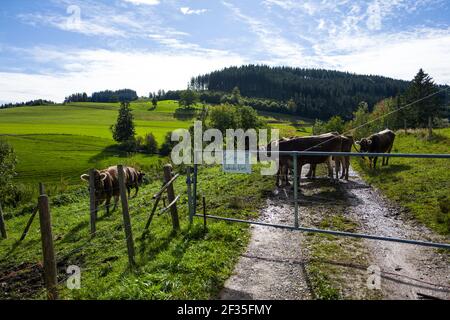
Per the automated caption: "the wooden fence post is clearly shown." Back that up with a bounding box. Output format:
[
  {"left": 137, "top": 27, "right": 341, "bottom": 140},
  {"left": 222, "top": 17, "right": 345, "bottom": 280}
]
[
  {"left": 163, "top": 164, "right": 180, "bottom": 231},
  {"left": 0, "top": 202, "right": 7, "bottom": 239},
  {"left": 428, "top": 116, "right": 433, "bottom": 140},
  {"left": 37, "top": 185, "right": 58, "bottom": 300},
  {"left": 117, "top": 165, "right": 135, "bottom": 267},
  {"left": 88, "top": 169, "right": 97, "bottom": 237},
  {"left": 19, "top": 206, "right": 38, "bottom": 241}
]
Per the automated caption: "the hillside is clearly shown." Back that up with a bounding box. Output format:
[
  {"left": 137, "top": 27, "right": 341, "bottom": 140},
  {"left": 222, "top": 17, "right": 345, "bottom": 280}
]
[{"left": 190, "top": 65, "right": 410, "bottom": 119}]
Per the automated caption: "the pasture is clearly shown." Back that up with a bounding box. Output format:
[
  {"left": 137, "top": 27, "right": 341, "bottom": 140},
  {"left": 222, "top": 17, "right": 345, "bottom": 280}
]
[
  {"left": 0, "top": 100, "right": 193, "bottom": 186},
  {"left": 352, "top": 128, "right": 450, "bottom": 235}
]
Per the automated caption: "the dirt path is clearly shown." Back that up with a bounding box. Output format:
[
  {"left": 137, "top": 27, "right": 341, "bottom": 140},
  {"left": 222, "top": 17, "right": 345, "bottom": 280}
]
[
  {"left": 342, "top": 167, "right": 450, "bottom": 300},
  {"left": 219, "top": 197, "right": 313, "bottom": 300},
  {"left": 220, "top": 165, "right": 449, "bottom": 300}
]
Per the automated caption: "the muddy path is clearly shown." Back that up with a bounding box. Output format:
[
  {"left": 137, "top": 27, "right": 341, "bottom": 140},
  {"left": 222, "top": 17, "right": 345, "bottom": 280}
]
[{"left": 220, "top": 165, "right": 449, "bottom": 300}]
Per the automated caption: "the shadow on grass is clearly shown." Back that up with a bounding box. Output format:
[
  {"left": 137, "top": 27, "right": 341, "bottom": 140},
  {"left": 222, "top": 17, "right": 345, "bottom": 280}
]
[
  {"left": 360, "top": 164, "right": 413, "bottom": 177},
  {"left": 173, "top": 107, "right": 197, "bottom": 121},
  {"left": 88, "top": 144, "right": 127, "bottom": 164}
]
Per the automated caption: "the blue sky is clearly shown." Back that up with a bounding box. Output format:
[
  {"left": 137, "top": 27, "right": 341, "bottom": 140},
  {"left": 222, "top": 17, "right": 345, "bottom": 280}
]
[{"left": 1, "top": 0, "right": 450, "bottom": 103}]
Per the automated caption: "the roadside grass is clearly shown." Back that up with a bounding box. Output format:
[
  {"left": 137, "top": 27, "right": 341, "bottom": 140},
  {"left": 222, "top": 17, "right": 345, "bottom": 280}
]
[
  {"left": 0, "top": 165, "right": 274, "bottom": 299},
  {"left": 351, "top": 128, "right": 450, "bottom": 235}
]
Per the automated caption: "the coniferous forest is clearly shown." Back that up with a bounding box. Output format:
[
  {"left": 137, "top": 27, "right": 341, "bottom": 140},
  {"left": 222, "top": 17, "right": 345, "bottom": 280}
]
[{"left": 189, "top": 65, "right": 411, "bottom": 120}]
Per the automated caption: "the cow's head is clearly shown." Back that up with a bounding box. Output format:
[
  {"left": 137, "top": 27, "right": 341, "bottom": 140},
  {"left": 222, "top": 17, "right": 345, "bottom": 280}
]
[
  {"left": 81, "top": 170, "right": 108, "bottom": 196},
  {"left": 137, "top": 171, "right": 146, "bottom": 185},
  {"left": 356, "top": 138, "right": 372, "bottom": 153}
]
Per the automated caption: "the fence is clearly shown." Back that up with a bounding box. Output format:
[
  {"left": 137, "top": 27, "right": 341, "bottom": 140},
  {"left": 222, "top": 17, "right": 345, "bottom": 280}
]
[
  {"left": 2, "top": 164, "right": 182, "bottom": 300},
  {"left": 188, "top": 150, "right": 450, "bottom": 250}
]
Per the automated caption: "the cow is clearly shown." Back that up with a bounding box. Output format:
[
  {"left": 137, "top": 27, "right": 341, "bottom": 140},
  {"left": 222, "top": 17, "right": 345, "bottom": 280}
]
[
  {"left": 270, "top": 133, "right": 342, "bottom": 187},
  {"left": 81, "top": 166, "right": 121, "bottom": 215},
  {"left": 356, "top": 129, "right": 396, "bottom": 169},
  {"left": 125, "top": 166, "right": 145, "bottom": 198}
]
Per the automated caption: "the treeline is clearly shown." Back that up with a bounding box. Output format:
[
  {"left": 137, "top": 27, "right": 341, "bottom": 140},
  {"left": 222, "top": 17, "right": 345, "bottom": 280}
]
[
  {"left": 313, "top": 69, "right": 449, "bottom": 139},
  {"left": 189, "top": 65, "right": 411, "bottom": 120},
  {"left": 0, "top": 99, "right": 56, "bottom": 109},
  {"left": 64, "top": 89, "right": 138, "bottom": 103}
]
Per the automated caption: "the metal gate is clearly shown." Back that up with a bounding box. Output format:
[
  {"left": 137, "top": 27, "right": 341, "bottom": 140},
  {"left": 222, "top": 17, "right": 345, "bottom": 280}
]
[{"left": 186, "top": 151, "right": 450, "bottom": 250}]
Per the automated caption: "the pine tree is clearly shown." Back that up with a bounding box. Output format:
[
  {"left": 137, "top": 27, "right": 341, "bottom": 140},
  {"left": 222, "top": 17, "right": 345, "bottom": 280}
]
[
  {"left": 403, "top": 69, "right": 441, "bottom": 128},
  {"left": 111, "top": 102, "right": 135, "bottom": 143}
]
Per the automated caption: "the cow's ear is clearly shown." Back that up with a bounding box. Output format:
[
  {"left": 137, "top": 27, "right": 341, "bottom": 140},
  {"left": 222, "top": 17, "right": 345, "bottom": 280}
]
[
  {"left": 81, "top": 174, "right": 89, "bottom": 181},
  {"left": 367, "top": 139, "right": 372, "bottom": 145},
  {"left": 355, "top": 141, "right": 360, "bottom": 145},
  {"left": 100, "top": 173, "right": 108, "bottom": 181}
]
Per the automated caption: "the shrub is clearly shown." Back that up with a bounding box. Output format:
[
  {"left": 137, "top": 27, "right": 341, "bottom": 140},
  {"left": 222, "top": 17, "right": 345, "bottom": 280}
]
[{"left": 143, "top": 133, "right": 159, "bottom": 154}]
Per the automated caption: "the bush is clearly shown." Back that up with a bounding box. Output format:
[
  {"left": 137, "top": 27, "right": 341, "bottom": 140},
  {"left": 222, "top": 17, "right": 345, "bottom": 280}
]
[
  {"left": 160, "top": 132, "right": 177, "bottom": 156},
  {"left": 143, "top": 133, "right": 159, "bottom": 154},
  {"left": 0, "top": 139, "right": 17, "bottom": 206}
]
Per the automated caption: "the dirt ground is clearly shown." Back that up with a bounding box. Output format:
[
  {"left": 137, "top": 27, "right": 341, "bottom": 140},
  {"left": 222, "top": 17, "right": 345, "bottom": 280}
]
[{"left": 219, "top": 165, "right": 450, "bottom": 300}]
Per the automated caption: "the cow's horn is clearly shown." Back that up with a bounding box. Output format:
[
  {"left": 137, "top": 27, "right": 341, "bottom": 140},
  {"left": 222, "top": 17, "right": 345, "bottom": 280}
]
[
  {"left": 100, "top": 173, "right": 108, "bottom": 181},
  {"left": 80, "top": 174, "right": 89, "bottom": 181}
]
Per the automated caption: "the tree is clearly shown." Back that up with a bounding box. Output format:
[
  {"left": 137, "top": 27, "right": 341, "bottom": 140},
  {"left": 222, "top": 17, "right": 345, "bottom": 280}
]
[
  {"left": 403, "top": 69, "right": 441, "bottom": 128},
  {"left": 0, "top": 139, "right": 17, "bottom": 205},
  {"left": 152, "top": 96, "right": 158, "bottom": 109},
  {"left": 179, "top": 90, "right": 199, "bottom": 109},
  {"left": 287, "top": 98, "right": 297, "bottom": 114},
  {"left": 143, "top": 133, "right": 158, "bottom": 154},
  {"left": 111, "top": 102, "right": 135, "bottom": 143}
]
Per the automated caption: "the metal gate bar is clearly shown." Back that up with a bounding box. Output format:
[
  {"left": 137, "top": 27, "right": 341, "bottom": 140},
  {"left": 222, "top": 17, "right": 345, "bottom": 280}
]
[
  {"left": 194, "top": 214, "right": 450, "bottom": 250},
  {"left": 189, "top": 150, "right": 450, "bottom": 250}
]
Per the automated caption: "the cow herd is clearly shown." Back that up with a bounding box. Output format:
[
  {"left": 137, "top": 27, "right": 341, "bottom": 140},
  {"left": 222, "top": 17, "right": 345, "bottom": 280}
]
[
  {"left": 81, "top": 166, "right": 145, "bottom": 214},
  {"left": 271, "top": 128, "right": 396, "bottom": 187},
  {"left": 80, "top": 129, "right": 396, "bottom": 212}
]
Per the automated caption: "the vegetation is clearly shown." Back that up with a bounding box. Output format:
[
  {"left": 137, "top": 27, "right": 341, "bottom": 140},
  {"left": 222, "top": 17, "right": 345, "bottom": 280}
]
[
  {"left": 0, "top": 99, "right": 56, "bottom": 109},
  {"left": 352, "top": 128, "right": 450, "bottom": 235},
  {"left": 190, "top": 65, "right": 411, "bottom": 120},
  {"left": 179, "top": 90, "right": 200, "bottom": 109},
  {"left": 0, "top": 164, "right": 274, "bottom": 299},
  {"left": 111, "top": 102, "right": 136, "bottom": 144},
  {"left": 0, "top": 140, "right": 18, "bottom": 206},
  {"left": 65, "top": 89, "right": 138, "bottom": 103}
]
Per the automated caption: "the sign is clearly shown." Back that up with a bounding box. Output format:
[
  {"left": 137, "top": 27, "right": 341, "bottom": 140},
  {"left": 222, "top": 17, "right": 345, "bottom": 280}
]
[{"left": 222, "top": 150, "right": 252, "bottom": 174}]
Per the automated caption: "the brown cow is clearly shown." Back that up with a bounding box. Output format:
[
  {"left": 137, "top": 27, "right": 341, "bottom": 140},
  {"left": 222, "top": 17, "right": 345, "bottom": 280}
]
[
  {"left": 272, "top": 133, "right": 342, "bottom": 186},
  {"left": 356, "top": 129, "right": 396, "bottom": 169},
  {"left": 81, "top": 166, "right": 121, "bottom": 215},
  {"left": 125, "top": 166, "right": 145, "bottom": 198}
]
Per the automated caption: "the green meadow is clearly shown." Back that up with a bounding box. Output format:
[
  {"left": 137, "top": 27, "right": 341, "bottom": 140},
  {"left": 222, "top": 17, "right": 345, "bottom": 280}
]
[{"left": 0, "top": 100, "right": 193, "bottom": 185}]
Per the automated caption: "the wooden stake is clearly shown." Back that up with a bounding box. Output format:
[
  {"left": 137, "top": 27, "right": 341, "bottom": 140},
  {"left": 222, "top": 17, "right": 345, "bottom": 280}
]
[
  {"left": 118, "top": 165, "right": 135, "bottom": 267},
  {"left": 0, "top": 202, "right": 7, "bottom": 239},
  {"left": 163, "top": 164, "right": 180, "bottom": 231},
  {"left": 19, "top": 206, "right": 38, "bottom": 241},
  {"left": 88, "top": 169, "right": 97, "bottom": 237},
  {"left": 37, "top": 188, "right": 58, "bottom": 300}
]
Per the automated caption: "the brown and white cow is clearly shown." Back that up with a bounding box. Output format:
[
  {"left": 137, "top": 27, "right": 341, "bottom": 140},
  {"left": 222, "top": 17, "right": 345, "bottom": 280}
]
[
  {"left": 125, "top": 166, "right": 145, "bottom": 198},
  {"left": 81, "top": 166, "right": 121, "bottom": 215},
  {"left": 356, "top": 129, "right": 396, "bottom": 169}
]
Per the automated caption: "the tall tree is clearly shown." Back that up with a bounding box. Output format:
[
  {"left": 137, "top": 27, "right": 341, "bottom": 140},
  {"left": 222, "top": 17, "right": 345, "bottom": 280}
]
[
  {"left": 403, "top": 69, "right": 441, "bottom": 128},
  {"left": 111, "top": 102, "right": 135, "bottom": 143},
  {"left": 179, "top": 90, "right": 199, "bottom": 109}
]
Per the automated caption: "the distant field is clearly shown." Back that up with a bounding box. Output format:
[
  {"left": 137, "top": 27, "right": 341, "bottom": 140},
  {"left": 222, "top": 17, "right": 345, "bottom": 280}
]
[
  {"left": 352, "top": 128, "right": 450, "bottom": 235},
  {"left": 0, "top": 100, "right": 194, "bottom": 185},
  {"left": 0, "top": 100, "right": 310, "bottom": 187}
]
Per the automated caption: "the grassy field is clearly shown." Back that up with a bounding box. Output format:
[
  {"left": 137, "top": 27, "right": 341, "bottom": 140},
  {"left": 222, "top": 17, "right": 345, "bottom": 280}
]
[
  {"left": 352, "top": 128, "right": 450, "bottom": 235},
  {"left": 0, "top": 100, "right": 196, "bottom": 186},
  {"left": 0, "top": 165, "right": 274, "bottom": 299}
]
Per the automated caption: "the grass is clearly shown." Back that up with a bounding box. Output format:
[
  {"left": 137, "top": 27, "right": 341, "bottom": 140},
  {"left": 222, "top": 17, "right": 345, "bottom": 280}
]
[
  {"left": 0, "top": 164, "right": 274, "bottom": 300},
  {"left": 0, "top": 100, "right": 197, "bottom": 187},
  {"left": 351, "top": 128, "right": 450, "bottom": 235}
]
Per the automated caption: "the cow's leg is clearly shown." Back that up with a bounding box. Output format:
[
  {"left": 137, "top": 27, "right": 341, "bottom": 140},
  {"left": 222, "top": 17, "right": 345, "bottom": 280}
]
[
  {"left": 112, "top": 195, "right": 119, "bottom": 211},
  {"left": 105, "top": 197, "right": 111, "bottom": 215},
  {"left": 334, "top": 158, "right": 340, "bottom": 182},
  {"left": 345, "top": 156, "right": 350, "bottom": 180},
  {"left": 134, "top": 184, "right": 139, "bottom": 197},
  {"left": 276, "top": 167, "right": 281, "bottom": 187},
  {"left": 385, "top": 143, "right": 393, "bottom": 165},
  {"left": 325, "top": 158, "right": 333, "bottom": 179}
]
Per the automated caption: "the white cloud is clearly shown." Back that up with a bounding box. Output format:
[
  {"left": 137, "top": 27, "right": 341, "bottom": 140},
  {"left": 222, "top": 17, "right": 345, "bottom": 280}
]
[
  {"left": 0, "top": 48, "right": 245, "bottom": 103},
  {"left": 123, "top": 0, "right": 160, "bottom": 5},
  {"left": 180, "top": 7, "right": 208, "bottom": 15}
]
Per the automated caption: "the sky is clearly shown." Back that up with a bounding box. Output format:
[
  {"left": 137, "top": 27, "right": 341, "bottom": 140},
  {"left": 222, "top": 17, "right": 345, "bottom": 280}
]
[{"left": 0, "top": 0, "right": 450, "bottom": 103}]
